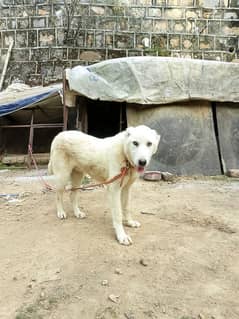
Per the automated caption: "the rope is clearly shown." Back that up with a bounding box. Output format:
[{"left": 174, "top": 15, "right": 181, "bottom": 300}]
[
  {"left": 28, "top": 144, "right": 130, "bottom": 192},
  {"left": 28, "top": 144, "right": 54, "bottom": 191}
]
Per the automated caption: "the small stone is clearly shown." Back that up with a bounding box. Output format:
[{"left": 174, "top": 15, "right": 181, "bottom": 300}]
[
  {"left": 161, "top": 172, "right": 175, "bottom": 182},
  {"left": 108, "top": 294, "right": 120, "bottom": 303},
  {"left": 40, "top": 292, "right": 45, "bottom": 298},
  {"left": 226, "top": 169, "right": 239, "bottom": 178},
  {"left": 115, "top": 268, "right": 122, "bottom": 275},
  {"left": 139, "top": 258, "right": 148, "bottom": 267},
  {"left": 101, "top": 280, "right": 109, "bottom": 286}
]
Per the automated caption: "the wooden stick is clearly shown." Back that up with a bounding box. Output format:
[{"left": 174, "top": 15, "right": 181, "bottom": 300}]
[{"left": 0, "top": 39, "right": 14, "bottom": 91}]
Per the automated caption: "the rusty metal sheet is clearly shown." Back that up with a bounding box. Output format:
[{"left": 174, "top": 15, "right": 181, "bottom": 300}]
[{"left": 127, "top": 101, "right": 221, "bottom": 175}]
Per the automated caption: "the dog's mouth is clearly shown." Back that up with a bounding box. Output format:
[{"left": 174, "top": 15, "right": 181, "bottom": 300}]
[{"left": 136, "top": 166, "right": 146, "bottom": 174}]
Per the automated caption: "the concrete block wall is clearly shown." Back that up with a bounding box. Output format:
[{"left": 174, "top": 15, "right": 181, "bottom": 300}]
[{"left": 0, "top": 0, "right": 238, "bottom": 86}]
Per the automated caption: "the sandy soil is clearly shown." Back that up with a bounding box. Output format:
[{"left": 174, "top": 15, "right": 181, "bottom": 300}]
[{"left": 0, "top": 169, "right": 239, "bottom": 319}]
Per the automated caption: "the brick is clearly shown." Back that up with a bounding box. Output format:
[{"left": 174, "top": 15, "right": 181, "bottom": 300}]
[
  {"left": 67, "top": 48, "right": 79, "bottom": 60},
  {"left": 164, "top": 8, "right": 185, "bottom": 19},
  {"left": 110, "top": 6, "right": 125, "bottom": 16},
  {"left": 107, "top": 49, "right": 127, "bottom": 59},
  {"left": 105, "top": 32, "right": 113, "bottom": 48},
  {"left": 169, "top": 35, "right": 181, "bottom": 49},
  {"left": 199, "top": 35, "right": 214, "bottom": 49},
  {"left": 136, "top": 33, "right": 150, "bottom": 48},
  {"left": 185, "top": 9, "right": 201, "bottom": 19},
  {"left": 39, "top": 29, "right": 56, "bottom": 46},
  {"left": 2, "top": 31, "right": 15, "bottom": 47},
  {"left": 28, "top": 29, "right": 37, "bottom": 46},
  {"left": 36, "top": 5, "right": 52, "bottom": 16},
  {"left": 128, "top": 17, "right": 142, "bottom": 32},
  {"left": 182, "top": 34, "right": 199, "bottom": 50},
  {"left": 95, "top": 31, "right": 105, "bottom": 47},
  {"left": 115, "top": 33, "right": 134, "bottom": 49},
  {"left": 49, "top": 47, "right": 67, "bottom": 60},
  {"left": 169, "top": 19, "right": 186, "bottom": 32},
  {"left": 0, "top": 8, "right": 11, "bottom": 17},
  {"left": 223, "top": 9, "right": 239, "bottom": 19},
  {"left": 196, "top": 19, "right": 208, "bottom": 34},
  {"left": 215, "top": 36, "right": 238, "bottom": 51},
  {"left": 208, "top": 20, "right": 221, "bottom": 34},
  {"left": 30, "top": 48, "right": 50, "bottom": 61},
  {"left": 141, "top": 18, "right": 153, "bottom": 32},
  {"left": 90, "top": 6, "right": 106, "bottom": 16},
  {"left": 153, "top": 19, "right": 168, "bottom": 32},
  {"left": 79, "top": 50, "right": 104, "bottom": 61},
  {"left": 116, "top": 17, "right": 129, "bottom": 31},
  {"left": 11, "top": 48, "right": 30, "bottom": 61},
  {"left": 0, "top": 19, "right": 7, "bottom": 30},
  {"left": 128, "top": 49, "right": 143, "bottom": 56},
  {"left": 147, "top": 7, "right": 162, "bottom": 17},
  {"left": 97, "top": 17, "right": 115, "bottom": 30},
  {"left": 15, "top": 30, "right": 28, "bottom": 47},
  {"left": 31, "top": 17, "right": 46, "bottom": 28},
  {"left": 151, "top": 34, "right": 168, "bottom": 49},
  {"left": 86, "top": 31, "right": 95, "bottom": 47},
  {"left": 126, "top": 7, "right": 146, "bottom": 18},
  {"left": 17, "top": 17, "right": 29, "bottom": 29},
  {"left": 70, "top": 16, "right": 83, "bottom": 29},
  {"left": 221, "top": 21, "right": 239, "bottom": 35},
  {"left": 7, "top": 18, "right": 17, "bottom": 29}
]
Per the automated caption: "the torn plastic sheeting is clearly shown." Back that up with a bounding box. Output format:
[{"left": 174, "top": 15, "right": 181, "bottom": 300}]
[
  {"left": 0, "top": 88, "right": 60, "bottom": 117},
  {"left": 65, "top": 57, "right": 239, "bottom": 105}
]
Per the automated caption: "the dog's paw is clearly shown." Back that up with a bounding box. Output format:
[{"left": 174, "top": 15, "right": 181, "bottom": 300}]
[
  {"left": 117, "top": 232, "right": 133, "bottom": 246},
  {"left": 124, "top": 220, "right": 141, "bottom": 228},
  {"left": 74, "top": 210, "right": 86, "bottom": 219},
  {"left": 57, "top": 211, "right": 67, "bottom": 219}
]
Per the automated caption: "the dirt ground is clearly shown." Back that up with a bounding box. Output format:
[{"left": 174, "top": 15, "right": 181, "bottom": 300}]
[{"left": 0, "top": 169, "right": 239, "bottom": 319}]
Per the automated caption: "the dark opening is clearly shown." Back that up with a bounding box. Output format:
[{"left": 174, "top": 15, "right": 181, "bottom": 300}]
[{"left": 86, "top": 99, "right": 127, "bottom": 138}]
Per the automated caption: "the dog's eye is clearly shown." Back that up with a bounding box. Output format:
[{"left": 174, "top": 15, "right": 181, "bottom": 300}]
[
  {"left": 133, "top": 141, "right": 139, "bottom": 147},
  {"left": 147, "top": 142, "right": 152, "bottom": 147}
]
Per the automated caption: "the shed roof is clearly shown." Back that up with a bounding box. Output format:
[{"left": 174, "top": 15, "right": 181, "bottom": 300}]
[{"left": 66, "top": 57, "right": 239, "bottom": 105}]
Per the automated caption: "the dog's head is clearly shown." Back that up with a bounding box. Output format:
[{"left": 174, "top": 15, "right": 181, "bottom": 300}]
[{"left": 124, "top": 125, "right": 160, "bottom": 173}]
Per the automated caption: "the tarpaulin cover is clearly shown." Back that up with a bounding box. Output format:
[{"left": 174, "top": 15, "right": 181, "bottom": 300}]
[
  {"left": 0, "top": 84, "right": 61, "bottom": 117},
  {"left": 65, "top": 56, "right": 239, "bottom": 105}
]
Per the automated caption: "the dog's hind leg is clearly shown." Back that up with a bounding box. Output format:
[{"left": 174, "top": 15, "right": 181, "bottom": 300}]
[
  {"left": 55, "top": 172, "right": 71, "bottom": 219},
  {"left": 121, "top": 182, "right": 141, "bottom": 228},
  {"left": 70, "top": 170, "right": 86, "bottom": 219}
]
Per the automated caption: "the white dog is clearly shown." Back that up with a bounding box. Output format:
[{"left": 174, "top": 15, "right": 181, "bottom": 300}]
[{"left": 48, "top": 125, "right": 160, "bottom": 245}]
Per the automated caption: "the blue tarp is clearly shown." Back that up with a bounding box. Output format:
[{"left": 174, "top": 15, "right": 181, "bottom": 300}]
[{"left": 0, "top": 88, "right": 60, "bottom": 117}]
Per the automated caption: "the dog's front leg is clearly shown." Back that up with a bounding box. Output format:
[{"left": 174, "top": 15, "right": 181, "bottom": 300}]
[
  {"left": 108, "top": 184, "right": 132, "bottom": 245},
  {"left": 121, "top": 182, "right": 141, "bottom": 228}
]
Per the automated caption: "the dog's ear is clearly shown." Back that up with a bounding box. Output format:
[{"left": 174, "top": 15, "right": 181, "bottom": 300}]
[{"left": 126, "top": 127, "right": 134, "bottom": 137}]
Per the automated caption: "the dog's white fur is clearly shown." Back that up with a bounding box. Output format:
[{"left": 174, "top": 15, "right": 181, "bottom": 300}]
[{"left": 48, "top": 125, "right": 160, "bottom": 245}]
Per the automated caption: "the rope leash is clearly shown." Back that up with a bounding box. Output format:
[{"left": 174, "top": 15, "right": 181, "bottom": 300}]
[
  {"left": 28, "top": 144, "right": 130, "bottom": 192},
  {"left": 28, "top": 144, "right": 54, "bottom": 191}
]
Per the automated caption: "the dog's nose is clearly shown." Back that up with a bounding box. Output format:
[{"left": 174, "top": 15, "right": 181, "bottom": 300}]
[{"left": 138, "top": 159, "right": 147, "bottom": 167}]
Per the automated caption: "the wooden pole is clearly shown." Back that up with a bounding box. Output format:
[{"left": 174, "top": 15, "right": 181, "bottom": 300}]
[{"left": 0, "top": 39, "right": 14, "bottom": 91}]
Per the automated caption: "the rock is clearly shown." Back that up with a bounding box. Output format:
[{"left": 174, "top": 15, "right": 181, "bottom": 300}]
[
  {"left": 161, "top": 172, "right": 175, "bottom": 181},
  {"left": 226, "top": 169, "right": 239, "bottom": 178},
  {"left": 101, "top": 280, "right": 109, "bottom": 286},
  {"left": 139, "top": 258, "right": 149, "bottom": 267},
  {"left": 115, "top": 268, "right": 122, "bottom": 275},
  {"left": 108, "top": 294, "right": 120, "bottom": 303}
]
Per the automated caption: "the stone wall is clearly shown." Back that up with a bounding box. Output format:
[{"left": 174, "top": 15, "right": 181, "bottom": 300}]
[{"left": 0, "top": 0, "right": 238, "bottom": 86}]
